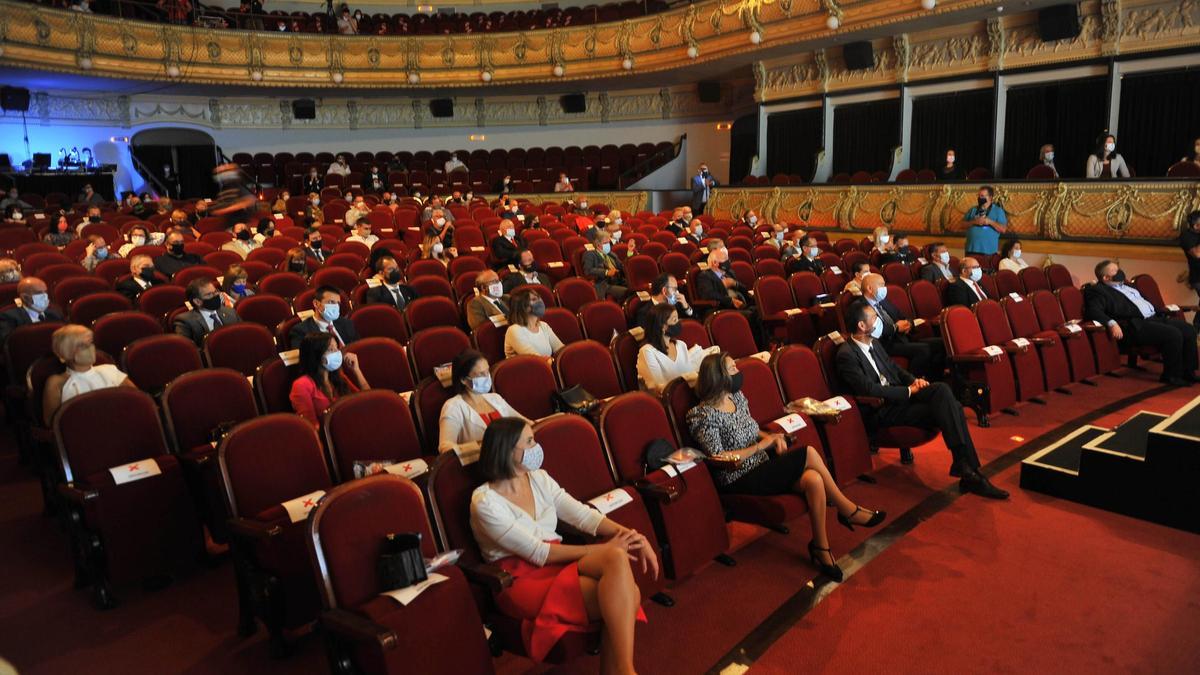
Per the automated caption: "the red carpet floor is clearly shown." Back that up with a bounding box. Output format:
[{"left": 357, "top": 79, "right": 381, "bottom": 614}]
[{"left": 0, "top": 367, "right": 1197, "bottom": 674}]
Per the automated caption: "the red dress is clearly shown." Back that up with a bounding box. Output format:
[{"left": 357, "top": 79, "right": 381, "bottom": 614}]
[{"left": 289, "top": 373, "right": 359, "bottom": 427}]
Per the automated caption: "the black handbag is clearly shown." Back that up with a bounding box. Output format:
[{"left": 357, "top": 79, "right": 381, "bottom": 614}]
[
  {"left": 378, "top": 532, "right": 427, "bottom": 592},
  {"left": 637, "top": 438, "right": 689, "bottom": 501},
  {"left": 554, "top": 384, "right": 599, "bottom": 415}
]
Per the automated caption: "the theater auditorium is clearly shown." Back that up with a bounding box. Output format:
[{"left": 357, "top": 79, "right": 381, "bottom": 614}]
[{"left": 0, "top": 0, "right": 1198, "bottom": 673}]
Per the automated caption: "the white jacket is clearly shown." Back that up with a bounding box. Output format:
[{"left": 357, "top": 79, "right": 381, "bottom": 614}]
[{"left": 438, "top": 392, "right": 528, "bottom": 453}]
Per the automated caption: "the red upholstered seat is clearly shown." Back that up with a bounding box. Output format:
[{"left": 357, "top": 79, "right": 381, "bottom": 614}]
[
  {"left": 68, "top": 292, "right": 132, "bottom": 326},
  {"left": 311, "top": 266, "right": 360, "bottom": 294},
  {"left": 941, "top": 305, "right": 1017, "bottom": 425},
  {"left": 407, "top": 259, "right": 449, "bottom": 280},
  {"left": 234, "top": 294, "right": 293, "bottom": 331},
  {"left": 541, "top": 307, "right": 583, "bottom": 345},
  {"left": 994, "top": 269, "right": 1023, "bottom": 297},
  {"left": 408, "top": 326, "right": 471, "bottom": 380},
  {"left": 706, "top": 310, "right": 757, "bottom": 359},
  {"left": 1018, "top": 266, "right": 1049, "bottom": 293},
  {"left": 344, "top": 338, "right": 414, "bottom": 394},
  {"left": 121, "top": 334, "right": 203, "bottom": 394},
  {"left": 408, "top": 275, "right": 454, "bottom": 299},
  {"left": 259, "top": 272, "right": 310, "bottom": 300},
  {"left": 405, "top": 296, "right": 460, "bottom": 334},
  {"left": 1003, "top": 294, "right": 1072, "bottom": 392},
  {"left": 1031, "top": 289, "right": 1097, "bottom": 382},
  {"left": 470, "top": 319, "right": 508, "bottom": 364},
  {"left": 974, "top": 299, "right": 1046, "bottom": 402},
  {"left": 350, "top": 304, "right": 408, "bottom": 343},
  {"left": 908, "top": 279, "right": 944, "bottom": 326},
  {"left": 1045, "top": 263, "right": 1073, "bottom": 290},
  {"left": 1057, "top": 285, "right": 1121, "bottom": 375},
  {"left": 88, "top": 311, "right": 159, "bottom": 361},
  {"left": 580, "top": 300, "right": 626, "bottom": 343},
  {"left": 492, "top": 354, "right": 557, "bottom": 419},
  {"left": 623, "top": 255, "right": 659, "bottom": 293},
  {"left": 676, "top": 319, "right": 711, "bottom": 349},
  {"left": 55, "top": 388, "right": 201, "bottom": 604},
  {"left": 754, "top": 276, "right": 797, "bottom": 342},
  {"left": 199, "top": 322, "right": 276, "bottom": 377},
  {"left": 53, "top": 276, "right": 111, "bottom": 309},
  {"left": 553, "top": 277, "right": 597, "bottom": 313},
  {"left": 171, "top": 265, "right": 222, "bottom": 289},
  {"left": 323, "top": 390, "right": 424, "bottom": 482},
  {"left": 307, "top": 476, "right": 495, "bottom": 675},
  {"left": 554, "top": 339, "right": 622, "bottom": 398},
  {"left": 136, "top": 284, "right": 188, "bottom": 322}
]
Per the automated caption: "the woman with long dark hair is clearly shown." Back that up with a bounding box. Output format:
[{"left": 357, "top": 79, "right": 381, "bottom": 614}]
[
  {"left": 636, "top": 303, "right": 713, "bottom": 394},
  {"left": 1086, "top": 133, "right": 1130, "bottom": 178},
  {"left": 288, "top": 332, "right": 369, "bottom": 427}
]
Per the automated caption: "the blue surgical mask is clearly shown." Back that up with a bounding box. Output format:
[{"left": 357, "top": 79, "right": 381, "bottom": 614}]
[
  {"left": 321, "top": 303, "right": 340, "bottom": 322},
  {"left": 602, "top": 243, "right": 611, "bottom": 255},
  {"left": 969, "top": 268, "right": 983, "bottom": 282},
  {"left": 95, "top": 247, "right": 108, "bottom": 260},
  {"left": 874, "top": 287, "right": 888, "bottom": 303},
  {"left": 521, "top": 443, "right": 544, "bottom": 472},
  {"left": 939, "top": 251, "right": 951, "bottom": 264},
  {"left": 665, "top": 290, "right": 677, "bottom": 305},
  {"left": 775, "top": 231, "right": 785, "bottom": 241},
  {"left": 748, "top": 216, "right": 757, "bottom": 225},
  {"left": 470, "top": 375, "right": 492, "bottom": 394},
  {"left": 30, "top": 293, "right": 50, "bottom": 312},
  {"left": 870, "top": 318, "right": 884, "bottom": 339},
  {"left": 809, "top": 247, "right": 820, "bottom": 258},
  {"left": 232, "top": 282, "right": 247, "bottom": 294},
  {"left": 322, "top": 351, "right": 343, "bottom": 371}
]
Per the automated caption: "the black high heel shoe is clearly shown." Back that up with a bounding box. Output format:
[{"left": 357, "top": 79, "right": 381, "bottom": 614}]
[
  {"left": 807, "top": 541, "right": 844, "bottom": 582},
  {"left": 837, "top": 505, "right": 886, "bottom": 531}
]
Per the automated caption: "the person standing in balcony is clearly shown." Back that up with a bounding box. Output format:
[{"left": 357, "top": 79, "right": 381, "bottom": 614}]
[
  {"left": 691, "top": 163, "right": 717, "bottom": 215},
  {"left": 1086, "top": 133, "right": 1130, "bottom": 179},
  {"left": 337, "top": 8, "right": 358, "bottom": 34}
]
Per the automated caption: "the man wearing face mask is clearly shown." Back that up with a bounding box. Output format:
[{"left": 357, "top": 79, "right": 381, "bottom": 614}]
[
  {"left": 665, "top": 209, "right": 687, "bottom": 236},
  {"left": 582, "top": 231, "right": 628, "bottom": 302},
  {"left": 503, "top": 249, "right": 551, "bottom": 292},
  {"left": 81, "top": 234, "right": 120, "bottom": 272},
  {"left": 365, "top": 255, "right": 419, "bottom": 310},
  {"left": 945, "top": 257, "right": 990, "bottom": 308},
  {"left": 303, "top": 170, "right": 323, "bottom": 195},
  {"left": 635, "top": 273, "right": 693, "bottom": 329},
  {"left": 1085, "top": 260, "right": 1198, "bottom": 386},
  {"left": 467, "top": 270, "right": 510, "bottom": 330},
  {"left": 0, "top": 188, "right": 31, "bottom": 212},
  {"left": 682, "top": 219, "right": 705, "bottom": 246},
  {"left": 367, "top": 166, "right": 385, "bottom": 193},
  {"left": 886, "top": 234, "right": 917, "bottom": 265},
  {"left": 115, "top": 255, "right": 162, "bottom": 303},
  {"left": 173, "top": 278, "right": 241, "bottom": 347},
  {"left": 920, "top": 242, "right": 956, "bottom": 282},
  {"left": 691, "top": 163, "right": 718, "bottom": 215},
  {"left": 422, "top": 197, "right": 456, "bottom": 224},
  {"left": 78, "top": 183, "right": 105, "bottom": 206},
  {"left": 861, "top": 273, "right": 945, "bottom": 380},
  {"left": 74, "top": 206, "right": 107, "bottom": 235},
  {"left": 290, "top": 286, "right": 359, "bottom": 348},
  {"left": 0, "top": 277, "right": 65, "bottom": 345},
  {"left": 842, "top": 261, "right": 872, "bottom": 297},
  {"left": 962, "top": 185, "right": 1007, "bottom": 259},
  {"left": 837, "top": 300, "right": 1007, "bottom": 496},
  {"left": 490, "top": 222, "right": 526, "bottom": 270},
  {"left": 153, "top": 231, "right": 204, "bottom": 278},
  {"left": 221, "top": 222, "right": 260, "bottom": 258},
  {"left": 786, "top": 235, "right": 826, "bottom": 276},
  {"left": 302, "top": 227, "right": 327, "bottom": 263}
]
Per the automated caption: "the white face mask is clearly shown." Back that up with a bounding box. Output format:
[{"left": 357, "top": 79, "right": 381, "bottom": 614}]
[
  {"left": 946, "top": 155, "right": 955, "bottom": 164},
  {"left": 878, "top": 234, "right": 890, "bottom": 244},
  {"left": 939, "top": 251, "right": 950, "bottom": 264},
  {"left": 809, "top": 247, "right": 820, "bottom": 258},
  {"left": 131, "top": 235, "right": 146, "bottom": 246},
  {"left": 487, "top": 282, "right": 503, "bottom": 298},
  {"left": 435, "top": 217, "right": 446, "bottom": 226},
  {"left": 432, "top": 242, "right": 444, "bottom": 256},
  {"left": 748, "top": 216, "right": 757, "bottom": 225},
  {"left": 1012, "top": 249, "right": 1022, "bottom": 259},
  {"left": 1044, "top": 152, "right": 1055, "bottom": 161},
  {"left": 611, "top": 230, "right": 621, "bottom": 242},
  {"left": 521, "top": 443, "right": 544, "bottom": 472},
  {"left": 505, "top": 229, "right": 515, "bottom": 238},
  {"left": 29, "top": 292, "right": 50, "bottom": 312},
  {"left": 1105, "top": 142, "right": 1115, "bottom": 152},
  {"left": 968, "top": 268, "right": 982, "bottom": 282}
]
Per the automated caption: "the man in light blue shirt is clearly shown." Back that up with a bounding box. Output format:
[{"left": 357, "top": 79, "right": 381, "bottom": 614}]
[{"left": 963, "top": 185, "right": 1007, "bottom": 258}]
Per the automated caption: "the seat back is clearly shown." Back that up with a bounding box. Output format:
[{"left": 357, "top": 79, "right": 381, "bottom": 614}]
[
  {"left": 53, "top": 276, "right": 111, "bottom": 308},
  {"left": 579, "top": 300, "right": 627, "bottom": 343},
  {"left": 311, "top": 266, "right": 360, "bottom": 294},
  {"left": 907, "top": 279, "right": 943, "bottom": 322},
  {"left": 1030, "top": 289, "right": 1066, "bottom": 330},
  {"left": 676, "top": 318, "right": 711, "bottom": 348},
  {"left": 993, "top": 269, "right": 1023, "bottom": 297},
  {"left": 219, "top": 414, "right": 331, "bottom": 518},
  {"left": 162, "top": 368, "right": 258, "bottom": 454},
  {"left": 610, "top": 330, "right": 641, "bottom": 393},
  {"left": 137, "top": 284, "right": 188, "bottom": 320},
  {"left": 259, "top": 272, "right": 310, "bottom": 299},
  {"left": 412, "top": 376, "right": 453, "bottom": 455},
  {"left": 553, "top": 277, "right": 598, "bottom": 313},
  {"left": 406, "top": 295, "right": 461, "bottom": 333},
  {"left": 344, "top": 337, "right": 415, "bottom": 394},
  {"left": 942, "top": 304, "right": 1017, "bottom": 411},
  {"left": 624, "top": 255, "right": 659, "bottom": 292},
  {"left": 54, "top": 387, "right": 168, "bottom": 481},
  {"left": 203, "top": 322, "right": 278, "bottom": 376},
  {"left": 1003, "top": 294, "right": 1042, "bottom": 338},
  {"left": 973, "top": 299, "right": 1015, "bottom": 342},
  {"left": 541, "top": 307, "right": 583, "bottom": 345},
  {"left": 349, "top": 304, "right": 408, "bottom": 343},
  {"left": 1018, "top": 266, "right": 1049, "bottom": 293},
  {"left": 121, "top": 334, "right": 203, "bottom": 394},
  {"left": 492, "top": 354, "right": 557, "bottom": 419},
  {"left": 1131, "top": 274, "right": 1169, "bottom": 311},
  {"left": 1045, "top": 263, "right": 1073, "bottom": 290},
  {"left": 253, "top": 356, "right": 300, "bottom": 413},
  {"left": 427, "top": 452, "right": 489, "bottom": 565},
  {"left": 67, "top": 292, "right": 133, "bottom": 326},
  {"left": 234, "top": 293, "right": 293, "bottom": 329},
  {"left": 661, "top": 377, "right": 701, "bottom": 448},
  {"left": 533, "top": 414, "right": 618, "bottom": 495},
  {"left": 787, "top": 271, "right": 826, "bottom": 307},
  {"left": 555, "top": 339, "right": 622, "bottom": 398},
  {"left": 323, "top": 390, "right": 423, "bottom": 482},
  {"left": 706, "top": 310, "right": 757, "bottom": 359},
  {"left": 408, "top": 326, "right": 471, "bottom": 380},
  {"left": 91, "top": 311, "right": 162, "bottom": 359},
  {"left": 754, "top": 275, "right": 796, "bottom": 317},
  {"left": 471, "top": 319, "right": 509, "bottom": 364},
  {"left": 597, "top": 391, "right": 676, "bottom": 481},
  {"left": 5, "top": 322, "right": 66, "bottom": 388}
]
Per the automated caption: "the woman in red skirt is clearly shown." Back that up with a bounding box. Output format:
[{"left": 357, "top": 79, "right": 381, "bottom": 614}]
[{"left": 470, "top": 417, "right": 657, "bottom": 674}]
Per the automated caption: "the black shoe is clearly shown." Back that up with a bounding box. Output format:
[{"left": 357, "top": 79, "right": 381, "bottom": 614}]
[
  {"left": 900, "top": 448, "right": 914, "bottom": 465},
  {"left": 807, "top": 541, "right": 844, "bottom": 582},
  {"left": 837, "top": 505, "right": 886, "bottom": 531},
  {"left": 959, "top": 470, "right": 1010, "bottom": 500},
  {"left": 949, "top": 464, "right": 963, "bottom": 478},
  {"left": 1160, "top": 376, "right": 1189, "bottom": 387}
]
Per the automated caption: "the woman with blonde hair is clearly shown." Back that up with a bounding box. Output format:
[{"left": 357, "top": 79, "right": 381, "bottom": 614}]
[{"left": 43, "top": 324, "right": 136, "bottom": 425}]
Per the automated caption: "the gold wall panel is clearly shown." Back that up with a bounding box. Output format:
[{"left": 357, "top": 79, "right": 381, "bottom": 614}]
[{"left": 707, "top": 181, "right": 1200, "bottom": 245}]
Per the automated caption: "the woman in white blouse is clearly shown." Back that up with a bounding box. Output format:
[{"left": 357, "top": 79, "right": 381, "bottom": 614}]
[
  {"left": 43, "top": 324, "right": 135, "bottom": 425},
  {"left": 438, "top": 350, "right": 528, "bottom": 453},
  {"left": 470, "top": 417, "right": 657, "bottom": 670},
  {"left": 636, "top": 304, "right": 715, "bottom": 394},
  {"left": 503, "top": 289, "right": 564, "bottom": 359},
  {"left": 998, "top": 239, "right": 1028, "bottom": 274}
]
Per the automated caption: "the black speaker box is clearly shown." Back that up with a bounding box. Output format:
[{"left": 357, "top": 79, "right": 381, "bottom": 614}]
[
  {"left": 429, "top": 98, "right": 454, "bottom": 118},
  {"left": 1038, "top": 5, "right": 1081, "bottom": 41},
  {"left": 292, "top": 99, "right": 316, "bottom": 120},
  {"left": 843, "top": 42, "right": 874, "bottom": 71},
  {"left": 697, "top": 81, "right": 722, "bottom": 103},
  {"left": 1, "top": 87, "right": 31, "bottom": 112},
  {"left": 560, "top": 94, "right": 586, "bottom": 114}
]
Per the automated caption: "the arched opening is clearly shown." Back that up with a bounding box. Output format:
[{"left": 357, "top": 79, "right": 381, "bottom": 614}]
[{"left": 131, "top": 127, "right": 220, "bottom": 199}]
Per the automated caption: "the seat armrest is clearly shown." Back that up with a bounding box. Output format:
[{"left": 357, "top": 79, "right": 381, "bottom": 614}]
[
  {"left": 950, "top": 351, "right": 994, "bottom": 364},
  {"left": 463, "top": 563, "right": 514, "bottom": 594},
  {"left": 852, "top": 395, "right": 884, "bottom": 408},
  {"left": 1055, "top": 326, "right": 1082, "bottom": 339},
  {"left": 1002, "top": 343, "right": 1026, "bottom": 354},
  {"left": 1028, "top": 336, "right": 1055, "bottom": 346},
  {"left": 227, "top": 516, "right": 282, "bottom": 541},
  {"left": 58, "top": 482, "right": 98, "bottom": 505},
  {"left": 1082, "top": 323, "right": 1107, "bottom": 333},
  {"left": 321, "top": 608, "right": 399, "bottom": 650},
  {"left": 633, "top": 478, "right": 683, "bottom": 503}
]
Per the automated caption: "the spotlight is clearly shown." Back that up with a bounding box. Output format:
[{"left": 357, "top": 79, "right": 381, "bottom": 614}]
[
  {"left": 166, "top": 65, "right": 181, "bottom": 78},
  {"left": 251, "top": 70, "right": 263, "bottom": 81},
  {"left": 921, "top": 0, "right": 936, "bottom": 9},
  {"left": 332, "top": 72, "right": 344, "bottom": 83},
  {"left": 79, "top": 56, "right": 93, "bottom": 69}
]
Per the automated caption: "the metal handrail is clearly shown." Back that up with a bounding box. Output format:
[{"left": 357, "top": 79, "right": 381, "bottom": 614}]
[{"left": 617, "top": 134, "right": 685, "bottom": 189}]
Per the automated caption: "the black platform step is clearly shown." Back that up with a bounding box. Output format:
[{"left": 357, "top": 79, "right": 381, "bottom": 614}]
[
  {"left": 1082, "top": 411, "right": 1167, "bottom": 460},
  {"left": 1020, "top": 425, "right": 1109, "bottom": 501}
]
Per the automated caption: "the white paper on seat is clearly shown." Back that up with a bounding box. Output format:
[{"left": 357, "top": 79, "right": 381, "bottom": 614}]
[
  {"left": 697, "top": 262, "right": 710, "bottom": 271},
  {"left": 629, "top": 326, "right": 645, "bottom": 340},
  {"left": 365, "top": 277, "right": 382, "bottom": 288},
  {"left": 454, "top": 442, "right": 481, "bottom": 465},
  {"left": 108, "top": 458, "right": 162, "bottom": 485},
  {"left": 819, "top": 302, "right": 836, "bottom": 309},
  {"left": 588, "top": 489, "right": 633, "bottom": 515},
  {"left": 470, "top": 246, "right": 485, "bottom": 252},
  {"left": 296, "top": 309, "right": 315, "bottom": 320},
  {"left": 246, "top": 375, "right": 254, "bottom": 387},
  {"left": 830, "top": 266, "right": 842, "bottom": 275},
  {"left": 281, "top": 490, "right": 326, "bottom": 523},
  {"left": 1064, "top": 324, "right": 1083, "bottom": 334},
  {"left": 913, "top": 318, "right": 926, "bottom": 327},
  {"left": 382, "top": 573, "right": 448, "bottom": 606},
  {"left": 279, "top": 349, "right": 300, "bottom": 366},
  {"left": 982, "top": 345, "right": 1004, "bottom": 357},
  {"left": 488, "top": 314, "right": 509, "bottom": 327},
  {"left": 636, "top": 291, "right": 652, "bottom": 301},
  {"left": 783, "top": 308, "right": 804, "bottom": 316},
  {"left": 383, "top": 457, "right": 429, "bottom": 479},
  {"left": 824, "top": 396, "right": 852, "bottom": 411},
  {"left": 772, "top": 413, "right": 808, "bottom": 433},
  {"left": 1011, "top": 337, "right": 1031, "bottom": 349},
  {"left": 677, "top": 237, "right": 688, "bottom": 245},
  {"left": 750, "top": 351, "right": 772, "bottom": 363},
  {"left": 273, "top": 213, "right": 284, "bottom": 220},
  {"left": 1167, "top": 304, "right": 1181, "bottom": 312},
  {"left": 660, "top": 461, "right": 696, "bottom": 477},
  {"left": 398, "top": 390, "right": 413, "bottom": 403},
  {"left": 408, "top": 227, "right": 421, "bottom": 232},
  {"left": 547, "top": 262, "right": 564, "bottom": 268},
  {"left": 1009, "top": 293, "right": 1023, "bottom": 302},
  {"left": 828, "top": 331, "right": 845, "bottom": 344},
  {"left": 917, "top": 258, "right": 927, "bottom": 265},
  {"left": 34, "top": 213, "right": 46, "bottom": 219},
  {"left": 517, "top": 214, "right": 525, "bottom": 222}
]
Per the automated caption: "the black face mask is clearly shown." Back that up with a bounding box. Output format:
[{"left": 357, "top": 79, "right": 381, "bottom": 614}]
[
  {"left": 170, "top": 242, "right": 185, "bottom": 255},
  {"left": 729, "top": 372, "right": 744, "bottom": 394},
  {"left": 139, "top": 267, "right": 156, "bottom": 281},
  {"left": 386, "top": 269, "right": 403, "bottom": 284},
  {"left": 89, "top": 215, "right": 101, "bottom": 223},
  {"left": 201, "top": 295, "right": 222, "bottom": 311},
  {"left": 1111, "top": 269, "right": 1126, "bottom": 284},
  {"left": 258, "top": 227, "right": 274, "bottom": 237},
  {"left": 289, "top": 260, "right": 306, "bottom": 272},
  {"left": 665, "top": 323, "right": 682, "bottom": 338},
  {"left": 977, "top": 196, "right": 987, "bottom": 207},
  {"left": 236, "top": 230, "right": 251, "bottom": 241},
  {"left": 310, "top": 239, "right": 322, "bottom": 250}
]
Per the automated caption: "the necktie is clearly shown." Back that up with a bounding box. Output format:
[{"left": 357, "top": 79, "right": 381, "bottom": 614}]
[
  {"left": 210, "top": 311, "right": 222, "bottom": 329},
  {"left": 971, "top": 281, "right": 984, "bottom": 300},
  {"left": 327, "top": 323, "right": 343, "bottom": 347},
  {"left": 391, "top": 287, "right": 403, "bottom": 307},
  {"left": 868, "top": 345, "right": 890, "bottom": 385},
  {"left": 36, "top": 312, "right": 44, "bottom": 322}
]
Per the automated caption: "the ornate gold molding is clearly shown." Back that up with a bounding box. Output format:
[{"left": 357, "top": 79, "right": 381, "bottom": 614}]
[
  {"left": 0, "top": 0, "right": 1006, "bottom": 87},
  {"left": 708, "top": 180, "right": 1200, "bottom": 245}
]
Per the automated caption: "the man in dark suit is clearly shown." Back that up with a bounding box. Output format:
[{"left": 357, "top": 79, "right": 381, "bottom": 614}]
[
  {"left": 861, "top": 273, "right": 945, "bottom": 379},
  {"left": 1085, "top": 260, "right": 1198, "bottom": 386},
  {"left": 289, "top": 285, "right": 359, "bottom": 349},
  {"left": 944, "top": 256, "right": 989, "bottom": 308},
  {"left": 116, "top": 255, "right": 164, "bottom": 304},
  {"left": 920, "top": 242, "right": 956, "bottom": 283},
  {"left": 503, "top": 249, "right": 552, "bottom": 293},
  {"left": 364, "top": 255, "right": 418, "bottom": 310},
  {"left": 786, "top": 234, "right": 826, "bottom": 276},
  {"left": 0, "top": 277, "right": 65, "bottom": 345},
  {"left": 690, "top": 164, "right": 717, "bottom": 215},
  {"left": 582, "top": 231, "right": 628, "bottom": 302},
  {"left": 301, "top": 227, "right": 327, "bottom": 264},
  {"left": 695, "top": 250, "right": 765, "bottom": 347},
  {"left": 635, "top": 273, "right": 694, "bottom": 329},
  {"left": 173, "top": 277, "right": 241, "bottom": 347},
  {"left": 836, "top": 300, "right": 1008, "bottom": 498},
  {"left": 153, "top": 231, "right": 204, "bottom": 279},
  {"left": 490, "top": 225, "right": 524, "bottom": 270}
]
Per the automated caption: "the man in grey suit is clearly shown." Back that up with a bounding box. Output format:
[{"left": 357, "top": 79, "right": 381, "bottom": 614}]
[
  {"left": 582, "top": 231, "right": 628, "bottom": 302},
  {"left": 173, "top": 277, "right": 240, "bottom": 347},
  {"left": 466, "top": 270, "right": 510, "bottom": 331},
  {"left": 690, "top": 163, "right": 718, "bottom": 215}
]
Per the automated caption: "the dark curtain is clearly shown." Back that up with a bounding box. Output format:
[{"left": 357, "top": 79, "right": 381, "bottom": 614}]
[
  {"left": 176, "top": 145, "right": 218, "bottom": 198},
  {"left": 909, "top": 89, "right": 994, "bottom": 175},
  {"left": 728, "top": 112, "right": 759, "bottom": 185},
  {"left": 832, "top": 98, "right": 900, "bottom": 175},
  {"left": 766, "top": 106, "right": 823, "bottom": 181},
  {"left": 1001, "top": 76, "right": 1107, "bottom": 179},
  {"left": 1118, "top": 68, "right": 1200, "bottom": 177}
]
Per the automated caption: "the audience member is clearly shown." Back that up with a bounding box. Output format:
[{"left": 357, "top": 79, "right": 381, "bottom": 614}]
[
  {"left": 118, "top": 225, "right": 154, "bottom": 257},
  {"left": 420, "top": 233, "right": 456, "bottom": 265},
  {"left": 1086, "top": 133, "right": 1130, "bottom": 179},
  {"left": 301, "top": 227, "right": 327, "bottom": 263},
  {"left": 0, "top": 188, "right": 31, "bottom": 211},
  {"left": 43, "top": 324, "right": 135, "bottom": 425},
  {"left": 284, "top": 247, "right": 313, "bottom": 277},
  {"left": 366, "top": 166, "right": 386, "bottom": 193},
  {"left": 44, "top": 215, "right": 76, "bottom": 248},
  {"left": 1038, "top": 144, "right": 1059, "bottom": 177},
  {"left": 173, "top": 278, "right": 240, "bottom": 347},
  {"left": 469, "top": 416, "right": 655, "bottom": 669},
  {"left": 346, "top": 220, "right": 379, "bottom": 247},
  {"left": 963, "top": 185, "right": 1007, "bottom": 257},
  {"left": 491, "top": 222, "right": 524, "bottom": 270},
  {"left": 785, "top": 235, "right": 826, "bottom": 276},
  {"left": 636, "top": 273, "right": 693, "bottom": 329},
  {"left": 691, "top": 163, "right": 716, "bottom": 215},
  {"left": 836, "top": 300, "right": 1008, "bottom": 498},
  {"left": 221, "top": 222, "right": 260, "bottom": 258},
  {"left": 582, "top": 231, "right": 628, "bottom": 302},
  {"left": 289, "top": 332, "right": 369, "bottom": 428},
  {"left": 303, "top": 169, "right": 322, "bottom": 194},
  {"left": 0, "top": 277, "right": 64, "bottom": 344},
  {"left": 504, "top": 289, "right": 564, "bottom": 358},
  {"left": 1085, "top": 260, "right": 1197, "bottom": 386},
  {"left": 253, "top": 217, "right": 277, "bottom": 244},
  {"left": 327, "top": 155, "right": 351, "bottom": 176},
  {"left": 78, "top": 183, "right": 105, "bottom": 205},
  {"left": 80, "top": 235, "right": 119, "bottom": 272},
  {"left": 944, "top": 256, "right": 990, "bottom": 308},
  {"left": 503, "top": 249, "right": 551, "bottom": 291},
  {"left": 290, "top": 286, "right": 358, "bottom": 348},
  {"left": 154, "top": 231, "right": 203, "bottom": 278},
  {"left": 271, "top": 191, "right": 290, "bottom": 214},
  {"left": 998, "top": 239, "right": 1028, "bottom": 273},
  {"left": 637, "top": 304, "right": 713, "bottom": 394},
  {"left": 939, "top": 148, "right": 962, "bottom": 180},
  {"left": 365, "top": 255, "right": 418, "bottom": 309},
  {"left": 920, "top": 242, "right": 955, "bottom": 282},
  {"left": 439, "top": 350, "right": 528, "bottom": 453},
  {"left": 843, "top": 261, "right": 871, "bottom": 297},
  {"left": 116, "top": 256, "right": 162, "bottom": 303},
  {"left": 688, "top": 351, "right": 885, "bottom": 581},
  {"left": 467, "top": 271, "right": 509, "bottom": 330},
  {"left": 221, "top": 264, "right": 255, "bottom": 301},
  {"left": 861, "top": 273, "right": 945, "bottom": 379},
  {"left": 553, "top": 172, "right": 573, "bottom": 192}
]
